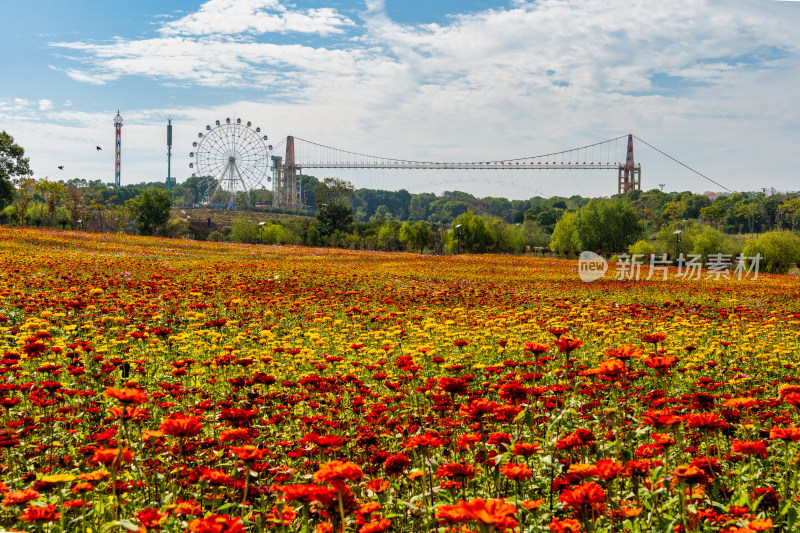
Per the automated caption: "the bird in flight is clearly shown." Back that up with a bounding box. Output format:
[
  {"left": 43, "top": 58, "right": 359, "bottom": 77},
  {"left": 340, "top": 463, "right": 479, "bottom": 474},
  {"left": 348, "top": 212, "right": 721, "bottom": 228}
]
[
  {"left": 96, "top": 146, "right": 102, "bottom": 151},
  {"left": 58, "top": 166, "right": 64, "bottom": 170}
]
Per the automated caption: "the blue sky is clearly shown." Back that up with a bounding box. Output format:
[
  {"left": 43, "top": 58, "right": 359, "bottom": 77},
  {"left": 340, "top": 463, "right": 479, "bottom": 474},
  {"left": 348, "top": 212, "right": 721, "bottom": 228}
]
[{"left": 2, "top": 0, "right": 800, "bottom": 199}]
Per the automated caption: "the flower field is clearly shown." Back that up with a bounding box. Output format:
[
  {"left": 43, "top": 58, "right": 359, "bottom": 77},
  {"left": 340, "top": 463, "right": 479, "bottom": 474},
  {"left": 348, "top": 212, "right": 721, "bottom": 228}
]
[{"left": 1, "top": 226, "right": 800, "bottom": 533}]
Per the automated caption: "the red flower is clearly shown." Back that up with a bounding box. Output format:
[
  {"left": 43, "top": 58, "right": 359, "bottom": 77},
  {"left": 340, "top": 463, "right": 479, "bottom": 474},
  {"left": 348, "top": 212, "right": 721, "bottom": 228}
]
[
  {"left": 672, "top": 465, "right": 710, "bottom": 485},
  {"left": 770, "top": 426, "right": 800, "bottom": 442},
  {"left": 438, "top": 377, "right": 469, "bottom": 396},
  {"left": 188, "top": 514, "right": 246, "bottom": 533},
  {"left": 522, "top": 341, "right": 550, "bottom": 354},
  {"left": 104, "top": 386, "right": 147, "bottom": 405},
  {"left": 558, "top": 481, "right": 606, "bottom": 511},
  {"left": 91, "top": 447, "right": 133, "bottom": 467},
  {"left": 511, "top": 442, "right": 541, "bottom": 457},
  {"left": 383, "top": 454, "right": 411, "bottom": 476},
  {"left": 731, "top": 440, "right": 768, "bottom": 457},
  {"left": 359, "top": 518, "right": 392, "bottom": 533},
  {"left": 642, "top": 333, "right": 666, "bottom": 344},
  {"left": 500, "top": 462, "right": 533, "bottom": 481},
  {"left": 554, "top": 336, "right": 583, "bottom": 353},
  {"left": 451, "top": 498, "right": 517, "bottom": 531},
  {"left": 3, "top": 489, "right": 39, "bottom": 507},
  {"left": 642, "top": 356, "right": 678, "bottom": 371},
  {"left": 160, "top": 413, "right": 204, "bottom": 438},
  {"left": 136, "top": 507, "right": 167, "bottom": 530},
  {"left": 229, "top": 445, "right": 267, "bottom": 462},
  {"left": 19, "top": 504, "right": 61, "bottom": 523},
  {"left": 313, "top": 460, "right": 364, "bottom": 486},
  {"left": 458, "top": 398, "right": 500, "bottom": 421},
  {"left": 435, "top": 463, "right": 476, "bottom": 480},
  {"left": 685, "top": 413, "right": 726, "bottom": 430}
]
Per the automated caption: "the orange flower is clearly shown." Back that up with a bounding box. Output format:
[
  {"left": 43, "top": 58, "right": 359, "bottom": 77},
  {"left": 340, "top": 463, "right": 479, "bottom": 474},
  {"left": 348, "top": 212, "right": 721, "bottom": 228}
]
[
  {"left": 91, "top": 447, "right": 133, "bottom": 467},
  {"left": 188, "top": 514, "right": 245, "bottom": 533},
  {"left": 201, "top": 469, "right": 234, "bottom": 486},
  {"left": 595, "top": 459, "right": 626, "bottom": 481},
  {"left": 783, "top": 392, "right": 800, "bottom": 409},
  {"left": 19, "top": 503, "right": 60, "bottom": 523},
  {"left": 104, "top": 386, "right": 147, "bottom": 405},
  {"left": 672, "top": 465, "right": 710, "bottom": 485},
  {"left": 522, "top": 341, "right": 550, "bottom": 354},
  {"left": 266, "top": 505, "right": 297, "bottom": 527},
  {"left": 365, "top": 479, "right": 390, "bottom": 494},
  {"left": 358, "top": 518, "right": 392, "bottom": 533},
  {"left": 520, "top": 498, "right": 545, "bottom": 510},
  {"left": 511, "top": 442, "right": 541, "bottom": 457},
  {"left": 597, "top": 359, "right": 626, "bottom": 376},
  {"left": 769, "top": 426, "right": 800, "bottom": 442},
  {"left": 229, "top": 445, "right": 267, "bottom": 462},
  {"left": 723, "top": 397, "right": 758, "bottom": 409},
  {"left": 109, "top": 405, "right": 149, "bottom": 420},
  {"left": 313, "top": 460, "right": 364, "bottom": 486},
  {"left": 160, "top": 413, "right": 204, "bottom": 438},
  {"left": 605, "top": 344, "right": 642, "bottom": 360},
  {"left": 567, "top": 463, "right": 599, "bottom": 478},
  {"left": 778, "top": 384, "right": 800, "bottom": 400},
  {"left": 500, "top": 462, "right": 533, "bottom": 481},
  {"left": 558, "top": 481, "right": 606, "bottom": 511},
  {"left": 77, "top": 470, "right": 109, "bottom": 481},
  {"left": 549, "top": 517, "right": 582, "bottom": 532},
  {"left": 456, "top": 498, "right": 517, "bottom": 529},
  {"left": 220, "top": 428, "right": 252, "bottom": 444},
  {"left": 748, "top": 518, "right": 773, "bottom": 531},
  {"left": 3, "top": 489, "right": 39, "bottom": 507},
  {"left": 731, "top": 440, "right": 768, "bottom": 457}
]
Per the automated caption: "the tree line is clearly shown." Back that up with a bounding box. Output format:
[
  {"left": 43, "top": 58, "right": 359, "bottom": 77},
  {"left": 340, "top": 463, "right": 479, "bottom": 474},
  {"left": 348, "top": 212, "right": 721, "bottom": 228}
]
[{"left": 2, "top": 130, "right": 800, "bottom": 272}]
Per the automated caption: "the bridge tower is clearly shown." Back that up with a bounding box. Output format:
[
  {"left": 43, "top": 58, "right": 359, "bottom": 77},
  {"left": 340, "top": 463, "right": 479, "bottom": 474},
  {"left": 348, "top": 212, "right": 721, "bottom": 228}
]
[
  {"left": 617, "top": 134, "right": 641, "bottom": 194},
  {"left": 272, "top": 135, "right": 302, "bottom": 208}
]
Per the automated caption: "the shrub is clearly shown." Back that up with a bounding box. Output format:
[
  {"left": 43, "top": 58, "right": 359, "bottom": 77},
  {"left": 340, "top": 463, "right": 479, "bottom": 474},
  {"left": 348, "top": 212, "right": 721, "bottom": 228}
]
[{"left": 742, "top": 230, "right": 800, "bottom": 274}]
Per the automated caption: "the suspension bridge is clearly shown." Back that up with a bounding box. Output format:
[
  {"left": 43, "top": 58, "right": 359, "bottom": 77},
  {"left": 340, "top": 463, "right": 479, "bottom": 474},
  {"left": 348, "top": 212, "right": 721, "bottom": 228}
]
[
  {"left": 266, "top": 134, "right": 651, "bottom": 208},
  {"left": 188, "top": 121, "right": 727, "bottom": 208}
]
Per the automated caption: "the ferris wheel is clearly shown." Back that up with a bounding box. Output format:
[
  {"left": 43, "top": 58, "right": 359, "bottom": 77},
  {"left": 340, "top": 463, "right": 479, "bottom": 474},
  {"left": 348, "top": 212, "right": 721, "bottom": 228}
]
[{"left": 189, "top": 118, "right": 273, "bottom": 205}]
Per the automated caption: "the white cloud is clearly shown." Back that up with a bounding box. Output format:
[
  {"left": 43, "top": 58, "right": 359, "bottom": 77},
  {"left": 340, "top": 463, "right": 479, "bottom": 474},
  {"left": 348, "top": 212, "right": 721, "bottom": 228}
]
[
  {"left": 160, "top": 0, "right": 354, "bottom": 36},
  {"left": 38, "top": 99, "right": 54, "bottom": 111},
  {"left": 23, "top": 0, "right": 800, "bottom": 196}
]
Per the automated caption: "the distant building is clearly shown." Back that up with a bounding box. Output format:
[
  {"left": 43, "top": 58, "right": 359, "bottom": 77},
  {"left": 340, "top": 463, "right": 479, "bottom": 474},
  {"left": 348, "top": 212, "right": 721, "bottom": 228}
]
[{"left": 706, "top": 192, "right": 719, "bottom": 200}]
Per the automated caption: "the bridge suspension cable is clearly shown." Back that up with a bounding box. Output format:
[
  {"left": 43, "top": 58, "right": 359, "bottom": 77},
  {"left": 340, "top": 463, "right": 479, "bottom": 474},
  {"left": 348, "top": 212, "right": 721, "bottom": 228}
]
[{"left": 290, "top": 135, "right": 629, "bottom": 170}]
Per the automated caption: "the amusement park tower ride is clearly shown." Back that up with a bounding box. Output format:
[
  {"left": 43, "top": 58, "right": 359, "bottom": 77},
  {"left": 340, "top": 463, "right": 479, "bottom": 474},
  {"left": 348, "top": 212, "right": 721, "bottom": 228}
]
[{"left": 114, "top": 111, "right": 123, "bottom": 187}]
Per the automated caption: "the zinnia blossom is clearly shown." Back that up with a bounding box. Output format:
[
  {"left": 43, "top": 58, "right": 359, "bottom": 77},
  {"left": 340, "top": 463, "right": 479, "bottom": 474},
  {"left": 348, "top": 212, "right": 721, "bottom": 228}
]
[
  {"left": 19, "top": 504, "right": 60, "bottom": 522},
  {"left": 731, "top": 440, "right": 768, "bottom": 457},
  {"left": 160, "top": 413, "right": 203, "bottom": 438},
  {"left": 91, "top": 447, "right": 133, "bottom": 467},
  {"left": 500, "top": 462, "right": 533, "bottom": 481},
  {"left": 188, "top": 514, "right": 246, "bottom": 533},
  {"left": 104, "top": 386, "right": 147, "bottom": 405},
  {"left": 313, "top": 460, "right": 364, "bottom": 486},
  {"left": 558, "top": 481, "right": 606, "bottom": 511}
]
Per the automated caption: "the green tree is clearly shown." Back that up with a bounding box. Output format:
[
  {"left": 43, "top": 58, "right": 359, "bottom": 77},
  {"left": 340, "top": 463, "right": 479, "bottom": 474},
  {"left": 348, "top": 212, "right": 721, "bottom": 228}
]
[
  {"left": 33, "top": 179, "right": 65, "bottom": 226},
  {"left": 125, "top": 188, "right": 173, "bottom": 236},
  {"left": 315, "top": 178, "right": 354, "bottom": 208},
  {"left": 699, "top": 204, "right": 723, "bottom": 228},
  {"left": 574, "top": 198, "right": 641, "bottom": 253},
  {"left": 691, "top": 225, "right": 730, "bottom": 262},
  {"left": 317, "top": 203, "right": 353, "bottom": 238},
  {"left": 735, "top": 202, "right": 759, "bottom": 234},
  {"left": 777, "top": 198, "right": 800, "bottom": 230},
  {"left": 742, "top": 231, "right": 800, "bottom": 274},
  {"left": 13, "top": 177, "right": 34, "bottom": 225},
  {"left": 549, "top": 212, "right": 579, "bottom": 255},
  {"left": 399, "top": 221, "right": 432, "bottom": 253},
  {"left": 0, "top": 131, "right": 33, "bottom": 208}
]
